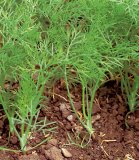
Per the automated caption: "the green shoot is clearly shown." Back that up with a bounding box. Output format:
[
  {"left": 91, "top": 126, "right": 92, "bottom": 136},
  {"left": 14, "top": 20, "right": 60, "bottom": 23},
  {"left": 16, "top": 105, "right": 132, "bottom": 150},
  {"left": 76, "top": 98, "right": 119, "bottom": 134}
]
[
  {"left": 65, "top": 66, "right": 100, "bottom": 135},
  {"left": 121, "top": 66, "right": 139, "bottom": 128}
]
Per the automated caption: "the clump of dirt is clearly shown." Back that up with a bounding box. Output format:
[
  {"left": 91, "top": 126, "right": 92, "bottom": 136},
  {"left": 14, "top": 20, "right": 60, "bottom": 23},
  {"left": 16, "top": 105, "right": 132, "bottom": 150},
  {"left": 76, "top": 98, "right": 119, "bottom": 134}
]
[{"left": 0, "top": 80, "right": 139, "bottom": 160}]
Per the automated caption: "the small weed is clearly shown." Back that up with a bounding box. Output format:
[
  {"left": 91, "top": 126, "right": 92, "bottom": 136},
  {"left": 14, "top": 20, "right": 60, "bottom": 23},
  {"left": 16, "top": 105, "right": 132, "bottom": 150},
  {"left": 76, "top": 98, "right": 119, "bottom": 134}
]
[
  {"left": 121, "top": 64, "right": 139, "bottom": 128},
  {"left": 0, "top": 68, "right": 56, "bottom": 151}
]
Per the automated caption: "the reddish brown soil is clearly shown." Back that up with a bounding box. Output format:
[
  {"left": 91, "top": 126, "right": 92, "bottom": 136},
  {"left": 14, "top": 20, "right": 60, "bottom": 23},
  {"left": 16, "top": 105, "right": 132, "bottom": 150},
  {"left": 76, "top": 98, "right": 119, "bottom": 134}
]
[{"left": 0, "top": 80, "right": 139, "bottom": 160}]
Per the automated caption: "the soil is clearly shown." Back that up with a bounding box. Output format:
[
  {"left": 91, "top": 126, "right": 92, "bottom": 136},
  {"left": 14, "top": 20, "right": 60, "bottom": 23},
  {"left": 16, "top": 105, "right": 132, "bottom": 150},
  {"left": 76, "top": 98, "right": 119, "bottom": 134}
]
[{"left": 0, "top": 80, "right": 139, "bottom": 160}]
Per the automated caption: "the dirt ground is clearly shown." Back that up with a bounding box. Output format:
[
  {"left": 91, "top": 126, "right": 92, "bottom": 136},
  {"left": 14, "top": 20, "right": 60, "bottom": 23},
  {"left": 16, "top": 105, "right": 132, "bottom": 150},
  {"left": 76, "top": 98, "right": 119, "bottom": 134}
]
[{"left": 0, "top": 80, "right": 139, "bottom": 160}]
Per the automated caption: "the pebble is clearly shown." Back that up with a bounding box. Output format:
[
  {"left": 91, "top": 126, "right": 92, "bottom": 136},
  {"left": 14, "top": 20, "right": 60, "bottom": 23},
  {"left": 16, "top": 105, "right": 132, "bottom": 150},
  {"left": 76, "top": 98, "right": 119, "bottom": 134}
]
[
  {"left": 59, "top": 103, "right": 71, "bottom": 118},
  {"left": 61, "top": 148, "right": 72, "bottom": 158},
  {"left": 59, "top": 103, "right": 67, "bottom": 111},
  {"left": 92, "top": 114, "right": 101, "bottom": 124},
  {"left": 45, "top": 146, "right": 63, "bottom": 160},
  {"left": 67, "top": 115, "right": 73, "bottom": 122}
]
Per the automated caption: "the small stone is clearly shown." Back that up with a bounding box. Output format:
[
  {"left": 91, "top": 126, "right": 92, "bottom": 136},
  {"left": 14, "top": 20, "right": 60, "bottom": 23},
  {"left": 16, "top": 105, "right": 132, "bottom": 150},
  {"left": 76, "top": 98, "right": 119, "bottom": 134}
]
[
  {"left": 61, "top": 148, "right": 72, "bottom": 158},
  {"left": 59, "top": 103, "right": 71, "bottom": 118},
  {"left": 92, "top": 114, "right": 101, "bottom": 124},
  {"left": 45, "top": 146, "right": 63, "bottom": 160},
  {"left": 67, "top": 115, "right": 73, "bottom": 121},
  {"left": 59, "top": 103, "right": 67, "bottom": 111}
]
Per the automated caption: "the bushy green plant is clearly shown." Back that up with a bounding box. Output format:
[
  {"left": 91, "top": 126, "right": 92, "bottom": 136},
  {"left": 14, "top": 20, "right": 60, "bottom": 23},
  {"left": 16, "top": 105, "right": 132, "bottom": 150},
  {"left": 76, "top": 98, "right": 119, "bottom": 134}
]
[{"left": 1, "top": 0, "right": 139, "bottom": 149}]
